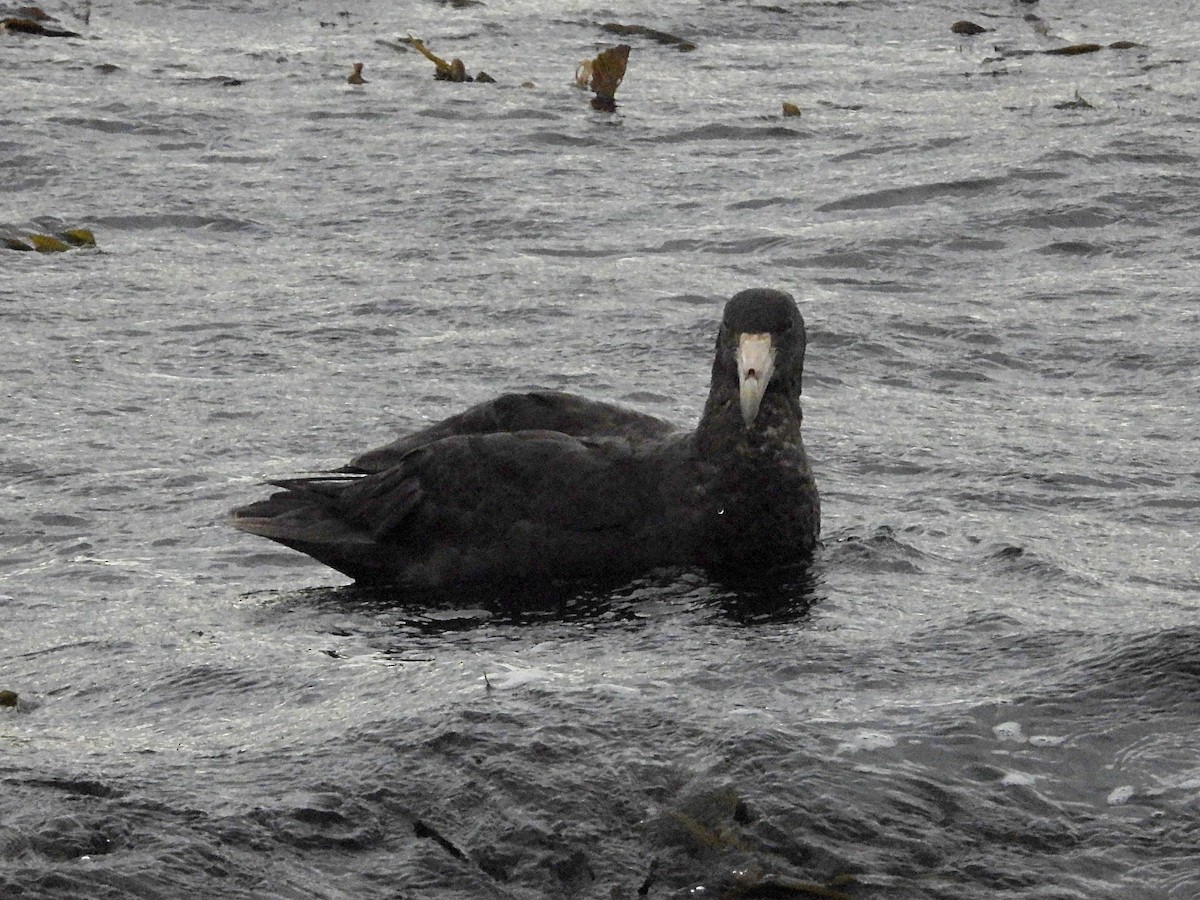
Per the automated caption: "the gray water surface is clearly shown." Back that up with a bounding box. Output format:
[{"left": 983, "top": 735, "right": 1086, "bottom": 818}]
[{"left": 3, "top": 0, "right": 1199, "bottom": 897}]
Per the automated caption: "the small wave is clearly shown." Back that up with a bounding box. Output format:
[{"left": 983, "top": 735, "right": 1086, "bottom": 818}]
[
  {"left": 47, "top": 115, "right": 183, "bottom": 137},
  {"left": 817, "top": 176, "right": 1003, "bottom": 213},
  {"left": 1035, "top": 240, "right": 1108, "bottom": 256},
  {"left": 644, "top": 234, "right": 794, "bottom": 255},
  {"left": 21, "top": 776, "right": 121, "bottom": 799},
  {"left": 498, "top": 108, "right": 561, "bottom": 121},
  {"left": 91, "top": 213, "right": 263, "bottom": 232},
  {"left": 999, "top": 206, "right": 1121, "bottom": 230},
  {"left": 245, "top": 792, "right": 380, "bottom": 851},
  {"left": 826, "top": 525, "right": 926, "bottom": 574},
  {"left": 525, "top": 245, "right": 625, "bottom": 259},
  {"left": 1094, "top": 148, "right": 1196, "bottom": 167},
  {"left": 928, "top": 367, "right": 992, "bottom": 385},
  {"left": 726, "top": 196, "right": 797, "bottom": 211},
  {"left": 942, "top": 236, "right": 1007, "bottom": 252},
  {"left": 523, "top": 130, "right": 598, "bottom": 148},
  {"left": 980, "top": 543, "right": 1102, "bottom": 589},
  {"left": 304, "top": 109, "right": 391, "bottom": 122},
  {"left": 907, "top": 612, "right": 1079, "bottom": 673},
  {"left": 414, "top": 106, "right": 476, "bottom": 122},
  {"left": 1077, "top": 627, "right": 1200, "bottom": 704},
  {"left": 198, "top": 152, "right": 277, "bottom": 165},
  {"left": 652, "top": 123, "right": 803, "bottom": 144}
]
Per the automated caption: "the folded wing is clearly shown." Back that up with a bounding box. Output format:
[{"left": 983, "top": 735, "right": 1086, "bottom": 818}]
[
  {"left": 232, "top": 429, "right": 686, "bottom": 585},
  {"left": 346, "top": 390, "right": 679, "bottom": 474}
]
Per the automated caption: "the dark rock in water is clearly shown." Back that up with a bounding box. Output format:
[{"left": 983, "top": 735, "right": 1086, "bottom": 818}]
[
  {"left": 231, "top": 288, "right": 821, "bottom": 589},
  {"left": 1054, "top": 91, "right": 1095, "bottom": 110},
  {"left": 0, "top": 690, "right": 18, "bottom": 707},
  {"left": 951, "top": 20, "right": 989, "bottom": 35}
]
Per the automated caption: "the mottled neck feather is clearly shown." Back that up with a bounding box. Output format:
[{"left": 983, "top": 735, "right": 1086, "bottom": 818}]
[{"left": 695, "top": 364, "right": 803, "bottom": 457}]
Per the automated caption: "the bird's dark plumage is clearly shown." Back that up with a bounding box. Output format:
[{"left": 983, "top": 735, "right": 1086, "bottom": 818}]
[{"left": 231, "top": 289, "right": 820, "bottom": 587}]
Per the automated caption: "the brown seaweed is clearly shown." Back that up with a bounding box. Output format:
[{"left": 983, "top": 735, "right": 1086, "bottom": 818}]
[
  {"left": 407, "top": 36, "right": 493, "bottom": 83},
  {"left": 1, "top": 16, "right": 80, "bottom": 37},
  {"left": 3, "top": 228, "right": 96, "bottom": 252},
  {"left": 951, "top": 20, "right": 989, "bottom": 35},
  {"left": 1043, "top": 43, "right": 1104, "bottom": 56},
  {"left": 585, "top": 44, "right": 630, "bottom": 111}
]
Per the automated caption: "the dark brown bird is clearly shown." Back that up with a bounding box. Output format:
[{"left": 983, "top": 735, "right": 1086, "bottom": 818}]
[{"left": 231, "top": 289, "right": 820, "bottom": 588}]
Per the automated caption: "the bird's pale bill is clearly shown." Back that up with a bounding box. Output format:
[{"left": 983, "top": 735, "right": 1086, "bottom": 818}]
[{"left": 737, "top": 332, "right": 776, "bottom": 426}]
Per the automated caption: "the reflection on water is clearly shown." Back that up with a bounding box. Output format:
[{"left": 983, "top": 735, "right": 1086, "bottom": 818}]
[{"left": 258, "top": 562, "right": 824, "bottom": 641}]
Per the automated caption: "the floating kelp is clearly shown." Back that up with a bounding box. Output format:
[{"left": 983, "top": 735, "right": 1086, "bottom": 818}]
[
  {"left": 407, "top": 37, "right": 453, "bottom": 76},
  {"left": 1, "top": 16, "right": 80, "bottom": 37},
  {"left": 347, "top": 62, "right": 366, "bottom": 84},
  {"left": 986, "top": 39, "right": 1145, "bottom": 63},
  {"left": 574, "top": 58, "right": 592, "bottom": 88},
  {"left": 3, "top": 227, "right": 97, "bottom": 252},
  {"left": 600, "top": 22, "right": 696, "bottom": 52},
  {"left": 1043, "top": 43, "right": 1104, "bottom": 56},
  {"left": 580, "top": 43, "right": 630, "bottom": 111},
  {"left": 781, "top": 101, "right": 801, "bottom": 117},
  {"left": 29, "top": 233, "right": 71, "bottom": 252},
  {"left": 406, "top": 35, "right": 494, "bottom": 83},
  {"left": 951, "top": 20, "right": 989, "bottom": 35},
  {"left": 59, "top": 228, "right": 96, "bottom": 246}
]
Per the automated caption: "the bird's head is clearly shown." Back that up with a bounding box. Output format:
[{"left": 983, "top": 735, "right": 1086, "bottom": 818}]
[{"left": 715, "top": 288, "right": 807, "bottom": 428}]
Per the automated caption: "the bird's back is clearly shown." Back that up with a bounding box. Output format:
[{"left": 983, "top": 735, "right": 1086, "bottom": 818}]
[{"left": 232, "top": 429, "right": 694, "bottom": 586}]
